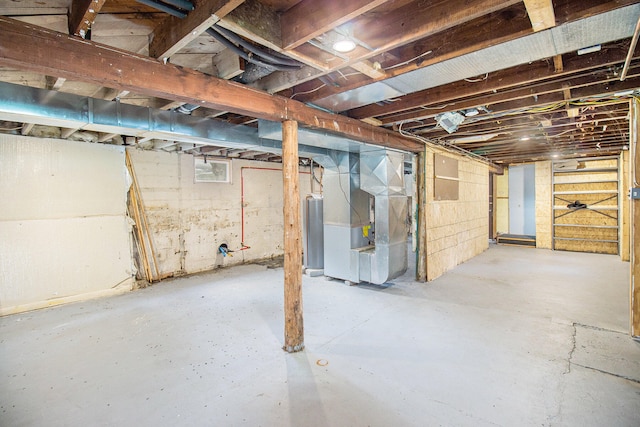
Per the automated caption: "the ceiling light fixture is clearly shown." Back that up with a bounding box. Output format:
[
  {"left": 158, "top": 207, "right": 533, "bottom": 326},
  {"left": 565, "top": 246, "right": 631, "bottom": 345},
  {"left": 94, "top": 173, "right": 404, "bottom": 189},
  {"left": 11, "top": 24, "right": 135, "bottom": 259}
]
[
  {"left": 333, "top": 39, "right": 356, "bottom": 53},
  {"left": 520, "top": 136, "right": 530, "bottom": 141}
]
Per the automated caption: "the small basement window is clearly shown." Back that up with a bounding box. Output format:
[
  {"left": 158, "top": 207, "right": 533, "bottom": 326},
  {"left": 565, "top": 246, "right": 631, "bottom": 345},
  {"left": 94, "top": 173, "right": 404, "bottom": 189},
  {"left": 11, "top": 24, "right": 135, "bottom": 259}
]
[
  {"left": 434, "top": 153, "right": 459, "bottom": 200},
  {"left": 194, "top": 157, "right": 232, "bottom": 183}
]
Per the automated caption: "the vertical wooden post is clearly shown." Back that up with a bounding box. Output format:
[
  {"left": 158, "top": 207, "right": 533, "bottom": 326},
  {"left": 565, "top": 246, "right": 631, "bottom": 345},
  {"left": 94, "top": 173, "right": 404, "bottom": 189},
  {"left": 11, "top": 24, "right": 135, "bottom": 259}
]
[
  {"left": 282, "top": 120, "right": 304, "bottom": 352},
  {"left": 630, "top": 99, "right": 640, "bottom": 337},
  {"left": 416, "top": 149, "right": 428, "bottom": 282}
]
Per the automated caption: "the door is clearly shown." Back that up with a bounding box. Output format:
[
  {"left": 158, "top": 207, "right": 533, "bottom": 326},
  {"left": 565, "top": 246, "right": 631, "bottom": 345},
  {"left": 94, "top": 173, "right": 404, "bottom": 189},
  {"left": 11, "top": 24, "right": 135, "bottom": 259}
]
[{"left": 508, "top": 164, "right": 536, "bottom": 236}]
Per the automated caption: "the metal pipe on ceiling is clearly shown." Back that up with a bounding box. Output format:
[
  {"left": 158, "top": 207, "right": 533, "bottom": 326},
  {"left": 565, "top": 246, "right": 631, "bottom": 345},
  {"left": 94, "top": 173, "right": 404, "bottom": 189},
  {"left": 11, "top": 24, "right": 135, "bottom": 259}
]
[
  {"left": 135, "top": 0, "right": 186, "bottom": 18},
  {"left": 205, "top": 28, "right": 300, "bottom": 72},
  {"left": 161, "top": 0, "right": 194, "bottom": 11},
  {"left": 211, "top": 25, "right": 301, "bottom": 68}
]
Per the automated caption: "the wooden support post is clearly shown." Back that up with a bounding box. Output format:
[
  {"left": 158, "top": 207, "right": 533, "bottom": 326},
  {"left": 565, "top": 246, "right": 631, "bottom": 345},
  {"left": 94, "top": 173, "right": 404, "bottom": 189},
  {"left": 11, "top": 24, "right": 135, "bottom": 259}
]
[
  {"left": 282, "top": 120, "right": 304, "bottom": 352},
  {"left": 416, "top": 150, "right": 428, "bottom": 282},
  {"left": 630, "top": 98, "right": 640, "bottom": 337}
]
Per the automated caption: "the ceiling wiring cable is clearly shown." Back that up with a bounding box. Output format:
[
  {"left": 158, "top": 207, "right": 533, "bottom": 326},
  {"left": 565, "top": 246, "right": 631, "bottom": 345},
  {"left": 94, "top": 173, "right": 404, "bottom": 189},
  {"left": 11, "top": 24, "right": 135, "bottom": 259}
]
[
  {"left": 464, "top": 73, "right": 489, "bottom": 83},
  {"left": 397, "top": 121, "right": 496, "bottom": 167},
  {"left": 206, "top": 28, "right": 301, "bottom": 72},
  {"left": 210, "top": 24, "right": 302, "bottom": 68},
  {"left": 290, "top": 83, "right": 327, "bottom": 99},
  {"left": 383, "top": 50, "right": 433, "bottom": 71}
]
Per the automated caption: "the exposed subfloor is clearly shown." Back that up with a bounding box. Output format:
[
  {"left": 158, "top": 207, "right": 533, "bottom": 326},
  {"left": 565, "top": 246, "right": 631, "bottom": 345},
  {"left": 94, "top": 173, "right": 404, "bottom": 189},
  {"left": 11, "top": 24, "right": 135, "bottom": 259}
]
[{"left": 1, "top": 244, "right": 640, "bottom": 426}]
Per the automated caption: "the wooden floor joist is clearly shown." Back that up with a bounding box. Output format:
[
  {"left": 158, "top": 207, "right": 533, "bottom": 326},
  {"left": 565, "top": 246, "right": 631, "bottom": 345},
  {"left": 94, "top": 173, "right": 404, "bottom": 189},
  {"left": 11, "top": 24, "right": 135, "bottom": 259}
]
[{"left": 0, "top": 16, "right": 422, "bottom": 154}]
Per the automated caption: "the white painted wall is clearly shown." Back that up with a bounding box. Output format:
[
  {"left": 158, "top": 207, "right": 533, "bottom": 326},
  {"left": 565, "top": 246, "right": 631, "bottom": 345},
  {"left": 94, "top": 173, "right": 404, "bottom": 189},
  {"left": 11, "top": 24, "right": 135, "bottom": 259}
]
[
  {"left": 128, "top": 149, "right": 313, "bottom": 277},
  {"left": 0, "top": 137, "right": 317, "bottom": 313},
  {"left": 0, "top": 136, "right": 133, "bottom": 314}
]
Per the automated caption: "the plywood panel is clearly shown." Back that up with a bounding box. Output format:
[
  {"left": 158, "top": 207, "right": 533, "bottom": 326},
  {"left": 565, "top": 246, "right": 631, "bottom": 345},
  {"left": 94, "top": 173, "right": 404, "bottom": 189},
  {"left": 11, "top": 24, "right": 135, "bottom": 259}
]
[
  {"left": 552, "top": 156, "right": 619, "bottom": 255},
  {"left": 535, "top": 161, "right": 552, "bottom": 248},
  {"left": 424, "top": 148, "right": 489, "bottom": 280}
]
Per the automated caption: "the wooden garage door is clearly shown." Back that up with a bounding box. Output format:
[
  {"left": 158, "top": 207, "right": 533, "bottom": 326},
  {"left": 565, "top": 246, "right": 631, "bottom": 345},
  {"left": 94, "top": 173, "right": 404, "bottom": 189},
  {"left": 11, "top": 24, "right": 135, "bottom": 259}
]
[{"left": 552, "top": 157, "right": 619, "bottom": 254}]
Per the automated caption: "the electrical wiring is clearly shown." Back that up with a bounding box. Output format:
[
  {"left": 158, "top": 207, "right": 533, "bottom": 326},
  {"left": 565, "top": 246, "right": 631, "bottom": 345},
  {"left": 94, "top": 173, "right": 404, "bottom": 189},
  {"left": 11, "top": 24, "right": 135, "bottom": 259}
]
[
  {"left": 464, "top": 73, "right": 489, "bottom": 83},
  {"left": 397, "top": 121, "right": 496, "bottom": 167},
  {"left": 290, "top": 83, "right": 326, "bottom": 99},
  {"left": 383, "top": 50, "right": 433, "bottom": 71},
  {"left": 335, "top": 70, "right": 363, "bottom": 80}
]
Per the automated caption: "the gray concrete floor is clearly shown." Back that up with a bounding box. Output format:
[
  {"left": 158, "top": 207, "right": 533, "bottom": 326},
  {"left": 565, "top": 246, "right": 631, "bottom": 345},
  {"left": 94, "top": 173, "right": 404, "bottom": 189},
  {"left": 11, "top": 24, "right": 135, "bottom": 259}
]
[{"left": 1, "top": 244, "right": 639, "bottom": 426}]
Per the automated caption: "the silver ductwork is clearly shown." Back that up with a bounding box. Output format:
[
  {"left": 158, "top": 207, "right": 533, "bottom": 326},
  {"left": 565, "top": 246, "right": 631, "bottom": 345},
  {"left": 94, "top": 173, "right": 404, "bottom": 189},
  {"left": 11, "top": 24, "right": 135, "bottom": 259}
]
[
  {"left": 260, "top": 120, "right": 408, "bottom": 284},
  {"left": 358, "top": 150, "right": 408, "bottom": 284},
  {"left": 313, "top": 150, "right": 407, "bottom": 284},
  {"left": 0, "top": 81, "right": 330, "bottom": 159}
]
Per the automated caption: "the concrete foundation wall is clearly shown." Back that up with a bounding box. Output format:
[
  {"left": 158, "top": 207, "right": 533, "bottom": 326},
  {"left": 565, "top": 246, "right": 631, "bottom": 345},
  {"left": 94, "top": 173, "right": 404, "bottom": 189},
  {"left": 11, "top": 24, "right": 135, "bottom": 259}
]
[
  {"left": 0, "top": 136, "right": 133, "bottom": 315},
  {"left": 128, "top": 149, "right": 312, "bottom": 277},
  {"left": 424, "top": 150, "right": 489, "bottom": 280}
]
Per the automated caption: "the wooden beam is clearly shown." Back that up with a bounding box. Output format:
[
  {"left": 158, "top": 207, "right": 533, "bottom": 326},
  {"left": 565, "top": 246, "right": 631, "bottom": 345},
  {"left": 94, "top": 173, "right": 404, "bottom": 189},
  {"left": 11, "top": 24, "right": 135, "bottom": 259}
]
[
  {"left": 349, "top": 47, "right": 631, "bottom": 120},
  {"left": 381, "top": 68, "right": 640, "bottom": 126},
  {"left": 350, "top": 60, "right": 386, "bottom": 79},
  {"left": 282, "top": 119, "right": 304, "bottom": 353},
  {"left": 21, "top": 122, "right": 35, "bottom": 136},
  {"left": 149, "top": 0, "right": 244, "bottom": 60},
  {"left": 523, "top": 0, "right": 556, "bottom": 32},
  {"left": 281, "top": 0, "right": 390, "bottom": 50},
  {"left": 357, "top": 0, "right": 520, "bottom": 52},
  {"left": 45, "top": 75, "right": 66, "bottom": 90},
  {"left": 631, "top": 97, "right": 640, "bottom": 337},
  {"left": 0, "top": 16, "right": 422, "bottom": 152},
  {"left": 68, "top": 0, "right": 106, "bottom": 38},
  {"left": 553, "top": 54, "right": 564, "bottom": 73},
  {"left": 273, "top": 0, "right": 633, "bottom": 104},
  {"left": 212, "top": 48, "right": 245, "bottom": 79},
  {"left": 257, "top": 0, "right": 523, "bottom": 93},
  {"left": 217, "top": 0, "right": 328, "bottom": 71}
]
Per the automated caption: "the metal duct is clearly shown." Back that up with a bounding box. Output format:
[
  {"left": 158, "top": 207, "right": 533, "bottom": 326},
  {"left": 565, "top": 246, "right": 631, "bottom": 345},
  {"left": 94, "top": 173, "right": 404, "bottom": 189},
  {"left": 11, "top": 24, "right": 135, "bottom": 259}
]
[
  {"left": 312, "top": 149, "right": 408, "bottom": 285},
  {"left": 0, "top": 81, "right": 330, "bottom": 158},
  {"left": 358, "top": 150, "right": 408, "bottom": 284},
  {"left": 313, "top": 4, "right": 640, "bottom": 111}
]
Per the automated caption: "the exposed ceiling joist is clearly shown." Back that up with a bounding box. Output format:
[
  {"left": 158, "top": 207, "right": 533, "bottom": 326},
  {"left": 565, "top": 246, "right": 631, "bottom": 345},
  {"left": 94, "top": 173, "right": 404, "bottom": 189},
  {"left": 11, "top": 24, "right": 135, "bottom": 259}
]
[
  {"left": 281, "top": 0, "right": 391, "bottom": 50},
  {"left": 149, "top": 0, "right": 245, "bottom": 60},
  {"left": 68, "top": 0, "right": 106, "bottom": 38},
  {"left": 0, "top": 16, "right": 421, "bottom": 153},
  {"left": 253, "top": 0, "right": 521, "bottom": 94},
  {"left": 523, "top": 0, "right": 556, "bottom": 32}
]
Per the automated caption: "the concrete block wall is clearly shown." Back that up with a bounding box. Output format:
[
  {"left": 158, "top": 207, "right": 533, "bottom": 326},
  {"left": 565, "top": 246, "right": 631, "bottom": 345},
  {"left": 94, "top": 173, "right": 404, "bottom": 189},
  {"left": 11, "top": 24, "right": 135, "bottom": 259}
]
[
  {"left": 128, "top": 149, "right": 312, "bottom": 278},
  {"left": 423, "top": 150, "right": 489, "bottom": 280}
]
